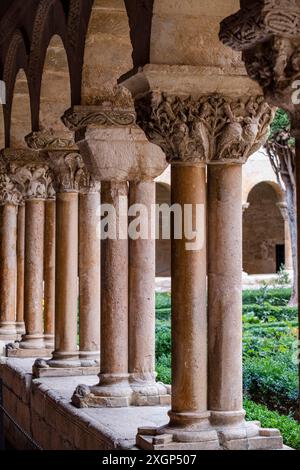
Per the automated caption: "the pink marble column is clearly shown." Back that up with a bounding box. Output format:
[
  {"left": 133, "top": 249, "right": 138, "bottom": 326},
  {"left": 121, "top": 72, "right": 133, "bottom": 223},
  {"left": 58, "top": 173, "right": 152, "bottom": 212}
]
[
  {"left": 16, "top": 204, "right": 26, "bottom": 335},
  {"left": 44, "top": 199, "right": 56, "bottom": 350}
]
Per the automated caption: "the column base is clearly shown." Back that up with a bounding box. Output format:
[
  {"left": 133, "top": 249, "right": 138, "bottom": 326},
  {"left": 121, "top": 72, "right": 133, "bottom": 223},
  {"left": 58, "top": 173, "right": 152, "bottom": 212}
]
[
  {"left": 72, "top": 374, "right": 133, "bottom": 408},
  {"left": 130, "top": 373, "right": 171, "bottom": 406},
  {"left": 19, "top": 334, "right": 45, "bottom": 350},
  {"left": 44, "top": 334, "right": 55, "bottom": 350},
  {"left": 215, "top": 421, "right": 284, "bottom": 450},
  {"left": 15, "top": 322, "right": 26, "bottom": 335},
  {"left": 137, "top": 412, "right": 220, "bottom": 450},
  {"left": 32, "top": 358, "right": 100, "bottom": 378},
  {"left": 6, "top": 342, "right": 50, "bottom": 358},
  {"left": 79, "top": 351, "right": 100, "bottom": 368},
  {"left": 0, "top": 322, "right": 18, "bottom": 337}
]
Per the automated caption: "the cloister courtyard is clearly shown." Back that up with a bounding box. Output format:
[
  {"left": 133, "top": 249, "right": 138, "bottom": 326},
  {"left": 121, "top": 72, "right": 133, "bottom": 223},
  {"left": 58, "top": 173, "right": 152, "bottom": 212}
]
[{"left": 0, "top": 0, "right": 299, "bottom": 453}]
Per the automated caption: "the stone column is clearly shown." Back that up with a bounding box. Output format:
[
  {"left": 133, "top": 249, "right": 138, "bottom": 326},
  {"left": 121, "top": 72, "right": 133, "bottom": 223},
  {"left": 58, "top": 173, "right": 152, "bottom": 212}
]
[
  {"left": 207, "top": 163, "right": 244, "bottom": 428},
  {"left": 16, "top": 204, "right": 26, "bottom": 335},
  {"left": 78, "top": 176, "right": 100, "bottom": 367},
  {"left": 0, "top": 172, "right": 22, "bottom": 343},
  {"left": 277, "top": 202, "right": 293, "bottom": 271},
  {"left": 4, "top": 150, "right": 54, "bottom": 356},
  {"left": 123, "top": 90, "right": 220, "bottom": 449},
  {"left": 45, "top": 152, "right": 82, "bottom": 370},
  {"left": 129, "top": 180, "right": 169, "bottom": 405},
  {"left": 44, "top": 198, "right": 56, "bottom": 349}
]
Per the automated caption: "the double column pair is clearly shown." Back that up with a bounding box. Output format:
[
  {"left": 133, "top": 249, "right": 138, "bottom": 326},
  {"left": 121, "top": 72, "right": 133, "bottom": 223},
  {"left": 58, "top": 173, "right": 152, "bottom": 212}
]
[
  {"left": 29, "top": 136, "right": 100, "bottom": 375},
  {"left": 61, "top": 104, "right": 170, "bottom": 406},
  {"left": 0, "top": 150, "right": 54, "bottom": 356},
  {"left": 120, "top": 70, "right": 283, "bottom": 450}
]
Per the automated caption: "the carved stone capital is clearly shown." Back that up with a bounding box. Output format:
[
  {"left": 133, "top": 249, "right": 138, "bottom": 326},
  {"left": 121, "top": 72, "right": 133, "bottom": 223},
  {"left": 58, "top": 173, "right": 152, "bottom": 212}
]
[
  {"left": 135, "top": 93, "right": 273, "bottom": 165},
  {"left": 47, "top": 151, "right": 87, "bottom": 193},
  {"left": 0, "top": 172, "right": 23, "bottom": 206},
  {"left": 26, "top": 130, "right": 77, "bottom": 151},
  {"left": 1, "top": 149, "right": 55, "bottom": 201},
  {"left": 220, "top": 1, "right": 300, "bottom": 112}
]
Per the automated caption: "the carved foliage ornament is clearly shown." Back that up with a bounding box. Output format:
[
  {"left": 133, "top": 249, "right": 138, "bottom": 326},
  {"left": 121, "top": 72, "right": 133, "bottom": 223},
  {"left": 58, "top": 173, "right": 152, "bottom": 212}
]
[
  {"left": 62, "top": 107, "right": 137, "bottom": 132},
  {"left": 26, "top": 130, "right": 76, "bottom": 151},
  {"left": 0, "top": 172, "right": 23, "bottom": 206},
  {"left": 50, "top": 152, "right": 90, "bottom": 193},
  {"left": 9, "top": 163, "right": 55, "bottom": 200},
  {"left": 136, "top": 93, "right": 272, "bottom": 164}
]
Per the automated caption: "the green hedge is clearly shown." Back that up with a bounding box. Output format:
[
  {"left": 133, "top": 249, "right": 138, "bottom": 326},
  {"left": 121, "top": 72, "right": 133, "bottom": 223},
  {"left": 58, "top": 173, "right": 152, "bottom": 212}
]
[
  {"left": 244, "top": 398, "right": 300, "bottom": 449},
  {"left": 242, "top": 288, "right": 292, "bottom": 306}
]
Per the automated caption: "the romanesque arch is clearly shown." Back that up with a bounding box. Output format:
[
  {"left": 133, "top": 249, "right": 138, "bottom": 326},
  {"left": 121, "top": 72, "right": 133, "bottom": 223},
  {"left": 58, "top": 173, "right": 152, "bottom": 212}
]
[{"left": 243, "top": 181, "right": 286, "bottom": 274}]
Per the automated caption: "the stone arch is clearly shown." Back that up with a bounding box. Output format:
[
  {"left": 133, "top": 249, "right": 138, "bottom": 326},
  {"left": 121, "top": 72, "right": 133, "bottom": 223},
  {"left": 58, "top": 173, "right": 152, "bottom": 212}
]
[
  {"left": 10, "top": 68, "right": 31, "bottom": 148},
  {"left": 243, "top": 181, "right": 286, "bottom": 275},
  {"left": 39, "top": 34, "right": 71, "bottom": 133},
  {"left": 28, "top": 0, "right": 70, "bottom": 129},
  {"left": 2, "top": 30, "right": 30, "bottom": 147},
  {"left": 81, "top": 0, "right": 133, "bottom": 105},
  {"left": 156, "top": 182, "right": 171, "bottom": 277},
  {"left": 244, "top": 179, "right": 285, "bottom": 206}
]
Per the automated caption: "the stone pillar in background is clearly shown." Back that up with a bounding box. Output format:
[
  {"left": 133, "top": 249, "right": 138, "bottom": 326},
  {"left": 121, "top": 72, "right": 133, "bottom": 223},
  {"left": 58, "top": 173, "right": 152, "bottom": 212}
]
[
  {"left": 44, "top": 197, "right": 56, "bottom": 350},
  {"left": 62, "top": 95, "right": 169, "bottom": 407},
  {"left": 16, "top": 204, "right": 26, "bottom": 335},
  {"left": 277, "top": 202, "right": 293, "bottom": 271},
  {"left": 3, "top": 150, "right": 54, "bottom": 357},
  {"left": 78, "top": 174, "right": 100, "bottom": 367},
  {"left": 0, "top": 170, "right": 22, "bottom": 348}
]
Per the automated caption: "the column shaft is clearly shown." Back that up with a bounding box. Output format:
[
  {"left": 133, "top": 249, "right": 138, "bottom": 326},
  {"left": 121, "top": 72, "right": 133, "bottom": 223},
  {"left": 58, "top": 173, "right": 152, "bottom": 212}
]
[
  {"left": 208, "top": 164, "right": 244, "bottom": 425},
  {"left": 0, "top": 204, "right": 18, "bottom": 337},
  {"left": 44, "top": 200, "right": 56, "bottom": 349},
  {"left": 79, "top": 191, "right": 100, "bottom": 365},
  {"left": 100, "top": 182, "right": 129, "bottom": 379},
  {"left": 20, "top": 200, "right": 45, "bottom": 349},
  {"left": 50, "top": 192, "right": 80, "bottom": 366},
  {"left": 129, "top": 180, "right": 155, "bottom": 379},
  {"left": 170, "top": 164, "right": 208, "bottom": 426},
  {"left": 16, "top": 204, "right": 25, "bottom": 334}
]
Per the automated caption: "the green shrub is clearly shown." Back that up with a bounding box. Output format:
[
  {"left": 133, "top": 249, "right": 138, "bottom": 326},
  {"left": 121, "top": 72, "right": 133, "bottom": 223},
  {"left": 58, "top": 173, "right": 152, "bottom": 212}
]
[
  {"left": 156, "top": 354, "right": 171, "bottom": 384},
  {"left": 156, "top": 292, "right": 171, "bottom": 310},
  {"left": 244, "top": 398, "right": 300, "bottom": 449},
  {"left": 242, "top": 288, "right": 292, "bottom": 306},
  {"left": 243, "top": 356, "right": 298, "bottom": 419}
]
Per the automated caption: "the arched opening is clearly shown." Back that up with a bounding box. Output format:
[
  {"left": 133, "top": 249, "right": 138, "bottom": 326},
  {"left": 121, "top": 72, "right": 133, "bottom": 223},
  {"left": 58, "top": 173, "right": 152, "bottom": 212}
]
[
  {"left": 155, "top": 182, "right": 171, "bottom": 277},
  {"left": 81, "top": 0, "right": 133, "bottom": 104},
  {"left": 243, "top": 182, "right": 285, "bottom": 275},
  {"left": 10, "top": 69, "right": 31, "bottom": 148},
  {"left": 39, "top": 35, "right": 71, "bottom": 133}
]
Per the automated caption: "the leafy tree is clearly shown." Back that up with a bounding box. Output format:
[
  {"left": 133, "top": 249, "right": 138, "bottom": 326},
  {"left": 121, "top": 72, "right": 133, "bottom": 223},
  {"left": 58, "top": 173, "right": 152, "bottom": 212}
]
[{"left": 265, "top": 109, "right": 297, "bottom": 306}]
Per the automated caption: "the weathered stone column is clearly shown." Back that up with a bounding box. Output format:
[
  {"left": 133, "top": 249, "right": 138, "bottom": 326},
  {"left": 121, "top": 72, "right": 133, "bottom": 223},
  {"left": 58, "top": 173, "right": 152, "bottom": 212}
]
[
  {"left": 129, "top": 179, "right": 169, "bottom": 405},
  {"left": 0, "top": 171, "right": 22, "bottom": 344},
  {"left": 44, "top": 198, "right": 56, "bottom": 349},
  {"left": 277, "top": 202, "right": 293, "bottom": 271},
  {"left": 4, "top": 150, "right": 54, "bottom": 356},
  {"left": 208, "top": 163, "right": 244, "bottom": 428},
  {"left": 44, "top": 152, "right": 82, "bottom": 371},
  {"left": 16, "top": 204, "right": 26, "bottom": 335},
  {"left": 78, "top": 176, "right": 100, "bottom": 367},
  {"left": 63, "top": 98, "right": 167, "bottom": 407}
]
